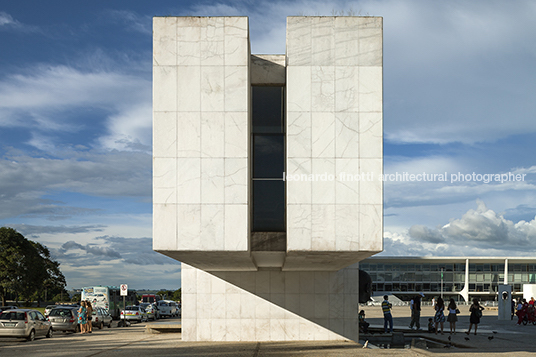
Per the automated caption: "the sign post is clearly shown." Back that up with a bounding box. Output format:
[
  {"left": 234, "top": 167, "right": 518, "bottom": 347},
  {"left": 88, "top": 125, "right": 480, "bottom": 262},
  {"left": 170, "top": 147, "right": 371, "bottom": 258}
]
[{"left": 120, "top": 284, "right": 128, "bottom": 320}]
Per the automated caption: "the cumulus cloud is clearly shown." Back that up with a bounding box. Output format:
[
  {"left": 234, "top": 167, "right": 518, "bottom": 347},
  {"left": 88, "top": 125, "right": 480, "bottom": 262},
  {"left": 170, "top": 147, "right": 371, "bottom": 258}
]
[
  {"left": 407, "top": 200, "right": 536, "bottom": 252},
  {"left": 61, "top": 240, "right": 122, "bottom": 258}
]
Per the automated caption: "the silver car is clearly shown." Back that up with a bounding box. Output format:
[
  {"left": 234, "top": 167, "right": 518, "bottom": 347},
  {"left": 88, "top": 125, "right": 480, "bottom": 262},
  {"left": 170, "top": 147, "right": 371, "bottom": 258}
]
[
  {"left": 0, "top": 309, "right": 53, "bottom": 341},
  {"left": 120, "top": 305, "right": 147, "bottom": 323},
  {"left": 48, "top": 307, "right": 79, "bottom": 333},
  {"left": 92, "top": 308, "right": 113, "bottom": 329}
]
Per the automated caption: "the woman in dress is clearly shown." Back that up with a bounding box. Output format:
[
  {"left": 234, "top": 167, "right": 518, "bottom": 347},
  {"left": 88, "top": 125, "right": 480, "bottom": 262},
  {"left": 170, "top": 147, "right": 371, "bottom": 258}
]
[
  {"left": 434, "top": 297, "right": 446, "bottom": 335},
  {"left": 466, "top": 298, "right": 485, "bottom": 335},
  {"left": 85, "top": 300, "right": 93, "bottom": 333},
  {"left": 446, "top": 298, "right": 458, "bottom": 334},
  {"left": 78, "top": 301, "right": 87, "bottom": 334}
]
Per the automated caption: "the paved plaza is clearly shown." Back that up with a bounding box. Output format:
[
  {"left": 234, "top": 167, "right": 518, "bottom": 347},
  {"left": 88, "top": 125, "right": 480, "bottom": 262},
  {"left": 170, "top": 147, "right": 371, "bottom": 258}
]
[{"left": 1, "top": 307, "right": 535, "bottom": 356}]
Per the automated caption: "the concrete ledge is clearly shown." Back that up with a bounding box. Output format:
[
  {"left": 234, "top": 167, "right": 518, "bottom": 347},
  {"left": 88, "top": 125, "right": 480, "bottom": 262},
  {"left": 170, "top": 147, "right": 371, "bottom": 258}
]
[{"left": 145, "top": 321, "right": 182, "bottom": 334}]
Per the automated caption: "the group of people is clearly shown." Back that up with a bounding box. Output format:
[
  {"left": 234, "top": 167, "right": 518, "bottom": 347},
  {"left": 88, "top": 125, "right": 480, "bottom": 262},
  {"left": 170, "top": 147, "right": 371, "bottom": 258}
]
[
  {"left": 77, "top": 300, "right": 94, "bottom": 334},
  {"left": 514, "top": 297, "right": 535, "bottom": 325},
  {"left": 364, "top": 295, "right": 485, "bottom": 335}
]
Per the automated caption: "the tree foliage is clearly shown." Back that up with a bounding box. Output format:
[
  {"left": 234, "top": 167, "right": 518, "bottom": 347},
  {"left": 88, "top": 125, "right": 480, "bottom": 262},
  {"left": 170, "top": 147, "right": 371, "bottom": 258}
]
[{"left": 0, "top": 227, "right": 66, "bottom": 305}]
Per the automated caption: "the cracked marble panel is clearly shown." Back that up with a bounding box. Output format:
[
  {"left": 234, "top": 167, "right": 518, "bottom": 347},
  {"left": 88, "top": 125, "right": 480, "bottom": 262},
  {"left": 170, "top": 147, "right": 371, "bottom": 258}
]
[
  {"left": 224, "top": 66, "right": 248, "bottom": 112},
  {"left": 224, "top": 112, "right": 248, "bottom": 157},
  {"left": 287, "top": 158, "right": 312, "bottom": 204},
  {"left": 224, "top": 204, "right": 248, "bottom": 251},
  {"left": 287, "top": 204, "right": 312, "bottom": 250},
  {"left": 201, "top": 158, "right": 224, "bottom": 204},
  {"left": 153, "top": 66, "right": 177, "bottom": 112},
  {"left": 359, "top": 112, "right": 382, "bottom": 158},
  {"left": 224, "top": 17, "right": 249, "bottom": 66},
  {"left": 311, "top": 66, "right": 335, "bottom": 112},
  {"left": 177, "top": 112, "right": 201, "bottom": 158},
  {"left": 335, "top": 112, "right": 359, "bottom": 158},
  {"left": 358, "top": 66, "right": 382, "bottom": 112},
  {"left": 201, "top": 112, "right": 224, "bottom": 157},
  {"left": 224, "top": 158, "right": 247, "bottom": 204},
  {"left": 335, "top": 158, "right": 359, "bottom": 204},
  {"left": 335, "top": 205, "right": 359, "bottom": 251},
  {"left": 312, "top": 112, "right": 335, "bottom": 158},
  {"left": 177, "top": 204, "right": 201, "bottom": 249},
  {"left": 312, "top": 158, "right": 335, "bottom": 204},
  {"left": 312, "top": 205, "right": 336, "bottom": 250},
  {"left": 286, "top": 17, "right": 311, "bottom": 66},
  {"left": 200, "top": 204, "right": 224, "bottom": 250},
  {"left": 153, "top": 111, "right": 177, "bottom": 158},
  {"left": 177, "top": 158, "right": 201, "bottom": 204},
  {"left": 200, "top": 17, "right": 225, "bottom": 66},
  {"left": 287, "top": 66, "right": 311, "bottom": 112},
  {"left": 153, "top": 17, "right": 177, "bottom": 66},
  {"left": 200, "top": 66, "right": 224, "bottom": 112},
  {"left": 335, "top": 66, "right": 358, "bottom": 112},
  {"left": 359, "top": 204, "right": 383, "bottom": 251},
  {"left": 359, "top": 158, "right": 382, "bottom": 205},
  {"left": 334, "top": 17, "right": 359, "bottom": 66},
  {"left": 358, "top": 17, "right": 383, "bottom": 67},
  {"left": 178, "top": 66, "right": 201, "bottom": 112},
  {"left": 153, "top": 204, "right": 177, "bottom": 250},
  {"left": 287, "top": 111, "right": 311, "bottom": 158},
  {"left": 311, "top": 17, "right": 334, "bottom": 65}
]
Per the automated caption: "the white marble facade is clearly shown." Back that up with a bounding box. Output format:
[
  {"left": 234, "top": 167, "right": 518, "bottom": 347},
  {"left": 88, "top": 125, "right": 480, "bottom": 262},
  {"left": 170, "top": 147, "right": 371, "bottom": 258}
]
[{"left": 153, "top": 16, "right": 383, "bottom": 341}]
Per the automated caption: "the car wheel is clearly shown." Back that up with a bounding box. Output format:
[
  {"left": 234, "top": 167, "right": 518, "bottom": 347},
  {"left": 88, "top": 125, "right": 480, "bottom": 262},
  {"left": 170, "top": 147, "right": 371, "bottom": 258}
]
[
  {"left": 99, "top": 322, "right": 104, "bottom": 329},
  {"left": 27, "top": 329, "right": 35, "bottom": 342},
  {"left": 46, "top": 328, "right": 53, "bottom": 338},
  {"left": 108, "top": 322, "right": 112, "bottom": 328}
]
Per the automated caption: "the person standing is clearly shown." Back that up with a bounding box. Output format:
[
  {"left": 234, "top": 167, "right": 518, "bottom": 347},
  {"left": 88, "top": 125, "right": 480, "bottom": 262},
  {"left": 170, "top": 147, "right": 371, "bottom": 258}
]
[
  {"left": 466, "top": 298, "right": 484, "bottom": 335},
  {"left": 382, "top": 295, "right": 393, "bottom": 333},
  {"left": 409, "top": 292, "right": 424, "bottom": 330},
  {"left": 447, "top": 298, "right": 459, "bottom": 334},
  {"left": 434, "top": 297, "right": 446, "bottom": 335},
  {"left": 85, "top": 300, "right": 93, "bottom": 333},
  {"left": 78, "top": 301, "right": 87, "bottom": 334}
]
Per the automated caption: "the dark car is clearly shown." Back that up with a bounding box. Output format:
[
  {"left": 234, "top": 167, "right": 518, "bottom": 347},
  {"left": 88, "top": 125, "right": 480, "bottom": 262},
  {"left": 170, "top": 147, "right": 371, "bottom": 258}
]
[{"left": 48, "top": 307, "right": 79, "bottom": 333}]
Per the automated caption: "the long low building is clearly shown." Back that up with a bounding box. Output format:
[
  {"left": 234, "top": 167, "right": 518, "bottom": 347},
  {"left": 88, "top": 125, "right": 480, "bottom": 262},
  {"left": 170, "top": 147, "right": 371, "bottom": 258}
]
[{"left": 360, "top": 256, "right": 536, "bottom": 302}]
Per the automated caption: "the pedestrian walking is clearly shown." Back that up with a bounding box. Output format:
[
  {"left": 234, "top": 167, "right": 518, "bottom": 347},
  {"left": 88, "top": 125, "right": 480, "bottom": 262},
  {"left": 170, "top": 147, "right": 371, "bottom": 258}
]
[
  {"left": 466, "top": 298, "right": 484, "bottom": 335},
  {"left": 409, "top": 292, "right": 424, "bottom": 330},
  {"left": 381, "top": 295, "right": 393, "bottom": 333},
  {"left": 78, "top": 301, "right": 87, "bottom": 334}
]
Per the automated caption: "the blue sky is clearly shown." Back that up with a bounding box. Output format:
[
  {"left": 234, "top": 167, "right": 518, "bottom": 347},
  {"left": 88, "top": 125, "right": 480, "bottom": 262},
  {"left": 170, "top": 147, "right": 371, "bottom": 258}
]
[{"left": 1, "top": 0, "right": 535, "bottom": 290}]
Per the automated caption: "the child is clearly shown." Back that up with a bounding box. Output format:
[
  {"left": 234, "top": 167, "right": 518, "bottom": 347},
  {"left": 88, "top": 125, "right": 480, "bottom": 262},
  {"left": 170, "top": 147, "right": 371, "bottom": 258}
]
[{"left": 428, "top": 318, "right": 436, "bottom": 333}]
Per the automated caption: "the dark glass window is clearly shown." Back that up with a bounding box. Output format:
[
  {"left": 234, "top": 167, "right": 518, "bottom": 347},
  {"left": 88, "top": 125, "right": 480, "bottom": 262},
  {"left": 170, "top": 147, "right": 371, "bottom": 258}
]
[{"left": 252, "top": 85, "right": 285, "bottom": 232}]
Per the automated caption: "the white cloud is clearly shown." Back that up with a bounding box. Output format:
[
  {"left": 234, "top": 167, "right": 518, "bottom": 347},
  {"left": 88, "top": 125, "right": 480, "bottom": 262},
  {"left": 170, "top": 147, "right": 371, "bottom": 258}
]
[{"left": 407, "top": 199, "right": 536, "bottom": 252}]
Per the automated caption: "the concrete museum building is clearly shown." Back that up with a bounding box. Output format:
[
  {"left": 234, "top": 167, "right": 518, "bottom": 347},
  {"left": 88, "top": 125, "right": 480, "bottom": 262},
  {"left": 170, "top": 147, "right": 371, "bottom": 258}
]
[{"left": 152, "top": 16, "right": 383, "bottom": 341}]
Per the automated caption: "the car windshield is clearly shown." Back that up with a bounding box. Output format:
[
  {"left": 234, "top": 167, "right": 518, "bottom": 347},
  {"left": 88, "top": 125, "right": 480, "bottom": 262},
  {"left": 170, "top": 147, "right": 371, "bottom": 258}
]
[
  {"left": 125, "top": 306, "right": 138, "bottom": 310},
  {"left": 0, "top": 311, "right": 26, "bottom": 320},
  {"left": 50, "top": 309, "right": 73, "bottom": 317}
]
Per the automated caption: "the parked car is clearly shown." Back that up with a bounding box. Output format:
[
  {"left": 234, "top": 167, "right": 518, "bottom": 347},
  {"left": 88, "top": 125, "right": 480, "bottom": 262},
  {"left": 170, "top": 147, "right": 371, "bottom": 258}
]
[
  {"left": 169, "top": 301, "right": 180, "bottom": 317},
  {"left": 139, "top": 303, "right": 156, "bottom": 321},
  {"left": 44, "top": 305, "right": 57, "bottom": 317},
  {"left": 0, "top": 309, "right": 53, "bottom": 341},
  {"left": 120, "top": 306, "right": 147, "bottom": 323},
  {"left": 48, "top": 306, "right": 79, "bottom": 333},
  {"left": 92, "top": 308, "right": 113, "bottom": 329}
]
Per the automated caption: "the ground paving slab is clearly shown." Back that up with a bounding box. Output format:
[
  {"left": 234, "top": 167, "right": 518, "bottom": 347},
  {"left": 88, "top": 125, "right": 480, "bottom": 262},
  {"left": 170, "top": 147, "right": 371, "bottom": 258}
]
[{"left": 0, "top": 308, "right": 535, "bottom": 356}]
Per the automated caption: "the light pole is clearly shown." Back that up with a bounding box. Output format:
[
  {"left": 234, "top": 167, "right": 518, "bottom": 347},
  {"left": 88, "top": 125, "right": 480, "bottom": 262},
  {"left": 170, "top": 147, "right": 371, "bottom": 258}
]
[{"left": 441, "top": 268, "right": 444, "bottom": 300}]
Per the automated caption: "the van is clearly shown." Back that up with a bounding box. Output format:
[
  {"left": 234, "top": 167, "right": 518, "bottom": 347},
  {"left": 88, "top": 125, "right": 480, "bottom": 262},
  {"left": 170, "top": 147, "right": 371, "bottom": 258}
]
[{"left": 156, "top": 300, "right": 173, "bottom": 318}]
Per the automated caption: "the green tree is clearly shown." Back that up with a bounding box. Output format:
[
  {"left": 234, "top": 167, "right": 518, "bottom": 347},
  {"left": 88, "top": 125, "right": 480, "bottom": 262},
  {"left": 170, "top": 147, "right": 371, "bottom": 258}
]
[
  {"left": 172, "top": 288, "right": 181, "bottom": 302},
  {"left": 0, "top": 227, "right": 66, "bottom": 306},
  {"left": 71, "top": 293, "right": 81, "bottom": 302}
]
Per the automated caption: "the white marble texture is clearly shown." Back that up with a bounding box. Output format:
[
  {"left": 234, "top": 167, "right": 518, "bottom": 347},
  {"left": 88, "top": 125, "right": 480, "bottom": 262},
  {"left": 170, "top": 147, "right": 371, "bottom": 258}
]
[
  {"left": 153, "top": 17, "right": 250, "bottom": 256},
  {"left": 182, "top": 264, "right": 360, "bottom": 341},
  {"left": 286, "top": 16, "right": 382, "bottom": 255}
]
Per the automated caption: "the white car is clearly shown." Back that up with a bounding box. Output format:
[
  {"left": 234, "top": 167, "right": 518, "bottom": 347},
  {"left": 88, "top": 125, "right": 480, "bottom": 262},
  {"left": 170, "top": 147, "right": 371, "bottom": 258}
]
[{"left": 120, "top": 306, "right": 147, "bottom": 323}]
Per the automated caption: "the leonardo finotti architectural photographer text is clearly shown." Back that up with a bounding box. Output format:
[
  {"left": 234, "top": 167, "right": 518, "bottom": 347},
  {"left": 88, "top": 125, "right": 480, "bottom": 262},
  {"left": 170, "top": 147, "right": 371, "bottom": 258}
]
[{"left": 283, "top": 172, "right": 527, "bottom": 184}]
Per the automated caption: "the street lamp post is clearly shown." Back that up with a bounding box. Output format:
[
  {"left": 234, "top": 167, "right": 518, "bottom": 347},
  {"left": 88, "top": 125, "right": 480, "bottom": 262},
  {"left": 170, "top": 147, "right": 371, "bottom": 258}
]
[{"left": 441, "top": 268, "right": 444, "bottom": 300}]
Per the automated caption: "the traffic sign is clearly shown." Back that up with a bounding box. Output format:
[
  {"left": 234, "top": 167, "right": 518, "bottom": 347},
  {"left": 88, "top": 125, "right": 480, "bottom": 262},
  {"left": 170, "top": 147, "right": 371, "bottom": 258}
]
[{"left": 120, "top": 284, "right": 128, "bottom": 296}]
